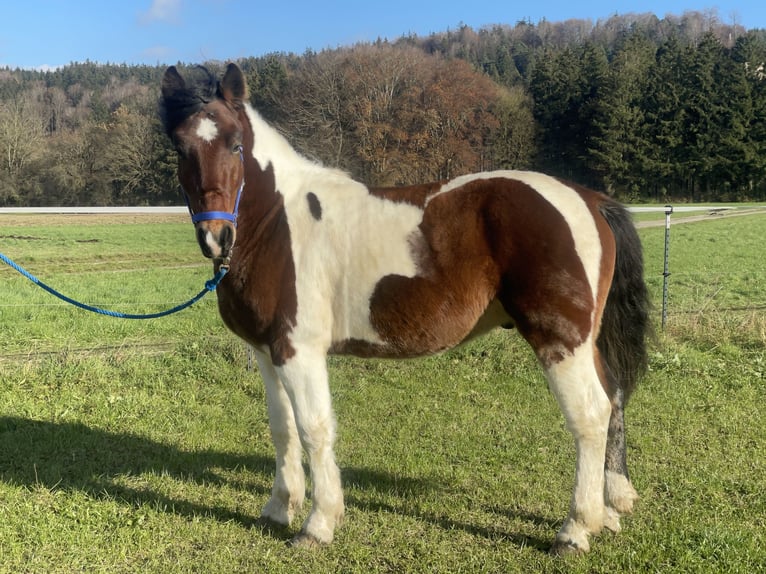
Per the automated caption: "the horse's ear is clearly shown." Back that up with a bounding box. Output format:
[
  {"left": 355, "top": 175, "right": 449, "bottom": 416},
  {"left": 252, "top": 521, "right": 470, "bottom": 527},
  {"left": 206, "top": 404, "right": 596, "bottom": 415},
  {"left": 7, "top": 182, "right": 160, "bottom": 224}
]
[
  {"left": 220, "top": 63, "right": 248, "bottom": 102},
  {"left": 162, "top": 66, "right": 185, "bottom": 99}
]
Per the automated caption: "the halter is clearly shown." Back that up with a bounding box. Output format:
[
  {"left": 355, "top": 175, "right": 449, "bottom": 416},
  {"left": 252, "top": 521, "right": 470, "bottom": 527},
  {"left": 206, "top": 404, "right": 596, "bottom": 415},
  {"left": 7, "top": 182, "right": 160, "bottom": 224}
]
[{"left": 184, "top": 147, "right": 245, "bottom": 227}]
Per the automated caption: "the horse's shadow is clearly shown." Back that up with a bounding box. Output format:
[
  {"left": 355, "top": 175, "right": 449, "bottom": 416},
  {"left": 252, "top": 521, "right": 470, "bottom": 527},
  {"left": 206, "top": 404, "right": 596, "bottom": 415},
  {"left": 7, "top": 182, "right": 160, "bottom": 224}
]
[
  {"left": 343, "top": 467, "right": 554, "bottom": 552},
  {"left": 0, "top": 416, "right": 553, "bottom": 551}
]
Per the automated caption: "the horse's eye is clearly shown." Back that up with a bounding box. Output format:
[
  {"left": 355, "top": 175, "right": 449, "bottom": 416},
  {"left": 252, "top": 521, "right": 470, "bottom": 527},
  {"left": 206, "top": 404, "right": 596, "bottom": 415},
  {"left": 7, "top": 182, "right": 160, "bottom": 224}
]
[{"left": 233, "top": 144, "right": 243, "bottom": 154}]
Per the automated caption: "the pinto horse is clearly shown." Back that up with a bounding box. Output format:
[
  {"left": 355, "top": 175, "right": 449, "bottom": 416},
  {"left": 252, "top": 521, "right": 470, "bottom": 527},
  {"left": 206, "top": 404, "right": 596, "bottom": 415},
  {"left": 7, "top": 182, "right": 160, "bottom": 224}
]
[{"left": 160, "top": 63, "right": 650, "bottom": 555}]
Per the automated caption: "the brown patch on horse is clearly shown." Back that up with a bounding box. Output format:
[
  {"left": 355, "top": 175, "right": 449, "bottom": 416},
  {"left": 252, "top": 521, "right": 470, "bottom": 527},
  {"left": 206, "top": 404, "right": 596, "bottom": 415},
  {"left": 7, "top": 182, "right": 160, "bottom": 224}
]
[
  {"left": 357, "top": 178, "right": 593, "bottom": 360},
  {"left": 364, "top": 177, "right": 595, "bottom": 363},
  {"left": 216, "top": 143, "right": 299, "bottom": 366},
  {"left": 306, "top": 192, "right": 322, "bottom": 220}
]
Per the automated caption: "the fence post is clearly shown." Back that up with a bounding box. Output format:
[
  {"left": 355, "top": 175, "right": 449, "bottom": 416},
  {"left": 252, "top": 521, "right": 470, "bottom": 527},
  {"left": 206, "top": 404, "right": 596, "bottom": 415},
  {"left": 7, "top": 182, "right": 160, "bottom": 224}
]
[
  {"left": 662, "top": 205, "right": 673, "bottom": 329},
  {"left": 247, "top": 344, "right": 255, "bottom": 371}
]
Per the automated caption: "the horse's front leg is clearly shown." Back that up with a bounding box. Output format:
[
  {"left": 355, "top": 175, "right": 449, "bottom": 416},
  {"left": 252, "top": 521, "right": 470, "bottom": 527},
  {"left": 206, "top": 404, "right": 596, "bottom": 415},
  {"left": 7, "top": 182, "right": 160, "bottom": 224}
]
[
  {"left": 253, "top": 347, "right": 306, "bottom": 526},
  {"left": 275, "top": 346, "right": 344, "bottom": 546}
]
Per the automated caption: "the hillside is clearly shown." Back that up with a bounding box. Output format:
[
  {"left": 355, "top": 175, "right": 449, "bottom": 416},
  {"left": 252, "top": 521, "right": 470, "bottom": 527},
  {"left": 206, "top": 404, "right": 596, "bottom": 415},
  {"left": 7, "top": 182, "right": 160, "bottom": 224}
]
[{"left": 1, "top": 11, "right": 764, "bottom": 205}]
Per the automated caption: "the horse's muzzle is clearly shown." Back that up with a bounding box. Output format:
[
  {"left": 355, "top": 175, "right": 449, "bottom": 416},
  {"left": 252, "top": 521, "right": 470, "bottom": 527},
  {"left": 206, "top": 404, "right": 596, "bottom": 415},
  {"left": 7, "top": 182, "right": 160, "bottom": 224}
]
[{"left": 196, "top": 222, "right": 236, "bottom": 261}]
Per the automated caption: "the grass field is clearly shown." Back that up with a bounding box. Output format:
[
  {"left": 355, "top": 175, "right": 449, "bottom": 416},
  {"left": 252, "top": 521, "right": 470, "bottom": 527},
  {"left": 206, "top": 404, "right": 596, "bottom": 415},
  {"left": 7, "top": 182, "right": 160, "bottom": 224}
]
[{"left": 0, "top": 211, "right": 764, "bottom": 573}]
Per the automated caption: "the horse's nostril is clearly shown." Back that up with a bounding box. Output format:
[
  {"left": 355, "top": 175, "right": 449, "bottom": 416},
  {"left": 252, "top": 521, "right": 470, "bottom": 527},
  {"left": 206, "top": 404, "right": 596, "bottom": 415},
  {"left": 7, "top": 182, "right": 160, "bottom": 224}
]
[
  {"left": 196, "top": 227, "right": 214, "bottom": 258},
  {"left": 220, "top": 225, "right": 235, "bottom": 253},
  {"left": 195, "top": 224, "right": 235, "bottom": 259}
]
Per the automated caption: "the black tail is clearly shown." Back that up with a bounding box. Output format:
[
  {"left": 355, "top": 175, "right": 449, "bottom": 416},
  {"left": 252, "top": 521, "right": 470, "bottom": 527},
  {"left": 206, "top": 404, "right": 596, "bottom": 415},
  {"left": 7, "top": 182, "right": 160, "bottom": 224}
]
[{"left": 597, "top": 200, "right": 651, "bottom": 401}]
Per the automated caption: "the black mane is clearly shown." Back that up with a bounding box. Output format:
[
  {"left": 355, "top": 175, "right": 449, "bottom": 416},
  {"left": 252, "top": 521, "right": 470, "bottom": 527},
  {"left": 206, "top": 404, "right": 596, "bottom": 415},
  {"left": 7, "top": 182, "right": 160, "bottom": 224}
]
[{"left": 160, "top": 66, "right": 219, "bottom": 136}]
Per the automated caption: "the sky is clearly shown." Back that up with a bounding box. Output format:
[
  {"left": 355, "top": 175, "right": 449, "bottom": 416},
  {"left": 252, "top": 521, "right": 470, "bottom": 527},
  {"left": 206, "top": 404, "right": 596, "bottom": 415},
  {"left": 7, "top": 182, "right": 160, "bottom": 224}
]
[{"left": 1, "top": 1, "right": 763, "bottom": 71}]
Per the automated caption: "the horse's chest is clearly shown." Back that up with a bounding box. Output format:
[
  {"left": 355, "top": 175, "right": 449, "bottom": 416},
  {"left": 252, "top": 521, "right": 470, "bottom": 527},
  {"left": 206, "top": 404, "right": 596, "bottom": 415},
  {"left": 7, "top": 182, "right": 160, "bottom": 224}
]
[{"left": 287, "top": 192, "right": 425, "bottom": 346}]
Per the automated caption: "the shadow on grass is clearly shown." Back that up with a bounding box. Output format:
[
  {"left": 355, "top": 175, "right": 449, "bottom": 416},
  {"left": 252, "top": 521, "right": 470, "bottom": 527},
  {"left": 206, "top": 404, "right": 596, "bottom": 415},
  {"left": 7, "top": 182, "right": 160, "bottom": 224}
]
[
  {"left": 0, "top": 416, "right": 553, "bottom": 552},
  {"left": 343, "top": 467, "right": 555, "bottom": 552},
  {"left": 0, "top": 416, "right": 274, "bottom": 531}
]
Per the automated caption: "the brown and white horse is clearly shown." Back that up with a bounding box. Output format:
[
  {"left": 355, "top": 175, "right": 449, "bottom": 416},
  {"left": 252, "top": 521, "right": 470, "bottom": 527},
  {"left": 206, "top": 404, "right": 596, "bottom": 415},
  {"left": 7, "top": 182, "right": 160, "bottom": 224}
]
[{"left": 160, "top": 63, "right": 650, "bottom": 555}]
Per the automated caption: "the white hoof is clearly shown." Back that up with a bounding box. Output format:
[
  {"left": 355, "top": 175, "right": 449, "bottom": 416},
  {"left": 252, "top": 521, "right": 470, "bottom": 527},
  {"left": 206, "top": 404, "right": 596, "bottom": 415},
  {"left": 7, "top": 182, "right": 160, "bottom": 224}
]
[
  {"left": 603, "top": 506, "right": 622, "bottom": 533},
  {"left": 261, "top": 491, "right": 304, "bottom": 526}
]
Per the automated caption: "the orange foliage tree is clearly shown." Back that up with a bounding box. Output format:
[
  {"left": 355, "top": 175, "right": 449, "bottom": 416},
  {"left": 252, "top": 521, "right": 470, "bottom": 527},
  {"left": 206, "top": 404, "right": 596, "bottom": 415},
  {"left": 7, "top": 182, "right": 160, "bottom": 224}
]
[{"left": 272, "top": 43, "right": 534, "bottom": 185}]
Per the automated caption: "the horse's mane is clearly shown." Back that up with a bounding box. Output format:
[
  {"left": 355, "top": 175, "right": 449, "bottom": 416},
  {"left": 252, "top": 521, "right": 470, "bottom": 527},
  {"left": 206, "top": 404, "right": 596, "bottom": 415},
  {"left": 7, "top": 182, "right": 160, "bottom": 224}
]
[{"left": 160, "top": 66, "right": 219, "bottom": 136}]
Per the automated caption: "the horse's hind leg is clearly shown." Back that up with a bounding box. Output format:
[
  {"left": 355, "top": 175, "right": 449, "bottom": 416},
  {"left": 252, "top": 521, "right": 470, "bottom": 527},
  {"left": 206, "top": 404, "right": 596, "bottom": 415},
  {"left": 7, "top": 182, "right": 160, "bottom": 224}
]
[
  {"left": 544, "top": 339, "right": 612, "bottom": 555},
  {"left": 253, "top": 347, "right": 306, "bottom": 526},
  {"left": 603, "top": 389, "right": 639, "bottom": 532}
]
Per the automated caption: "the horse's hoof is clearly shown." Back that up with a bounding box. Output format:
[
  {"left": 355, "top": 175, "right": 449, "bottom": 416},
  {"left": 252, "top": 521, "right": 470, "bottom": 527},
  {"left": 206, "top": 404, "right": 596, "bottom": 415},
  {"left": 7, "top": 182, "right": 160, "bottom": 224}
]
[
  {"left": 603, "top": 507, "right": 622, "bottom": 533},
  {"left": 288, "top": 532, "right": 325, "bottom": 549},
  {"left": 549, "top": 539, "right": 587, "bottom": 557}
]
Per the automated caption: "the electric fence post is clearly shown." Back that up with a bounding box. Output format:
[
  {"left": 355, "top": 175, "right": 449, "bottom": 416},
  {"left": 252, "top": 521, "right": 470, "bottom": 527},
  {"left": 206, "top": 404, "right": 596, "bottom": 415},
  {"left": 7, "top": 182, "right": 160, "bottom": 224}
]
[{"left": 662, "top": 205, "right": 673, "bottom": 329}]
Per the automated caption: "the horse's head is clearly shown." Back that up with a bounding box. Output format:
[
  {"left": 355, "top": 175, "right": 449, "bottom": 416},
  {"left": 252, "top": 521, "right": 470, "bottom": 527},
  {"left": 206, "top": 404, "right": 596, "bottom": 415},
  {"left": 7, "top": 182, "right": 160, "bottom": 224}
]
[{"left": 161, "top": 63, "right": 249, "bottom": 264}]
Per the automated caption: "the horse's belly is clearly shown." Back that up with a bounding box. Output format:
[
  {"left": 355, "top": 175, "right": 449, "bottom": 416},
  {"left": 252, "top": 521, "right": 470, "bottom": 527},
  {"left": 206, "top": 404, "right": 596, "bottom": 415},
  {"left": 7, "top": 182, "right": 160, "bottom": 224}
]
[{"left": 328, "top": 294, "right": 509, "bottom": 359}]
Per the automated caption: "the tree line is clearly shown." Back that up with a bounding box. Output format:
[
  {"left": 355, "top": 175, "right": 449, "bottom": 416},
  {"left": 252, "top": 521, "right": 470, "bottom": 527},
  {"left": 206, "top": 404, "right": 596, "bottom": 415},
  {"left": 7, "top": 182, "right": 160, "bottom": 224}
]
[{"left": 1, "top": 10, "right": 765, "bottom": 206}]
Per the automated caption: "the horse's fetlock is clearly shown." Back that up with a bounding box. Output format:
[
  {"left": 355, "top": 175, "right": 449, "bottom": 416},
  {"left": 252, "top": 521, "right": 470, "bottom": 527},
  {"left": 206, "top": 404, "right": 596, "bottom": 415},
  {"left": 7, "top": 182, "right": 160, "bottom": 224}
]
[{"left": 605, "top": 470, "right": 639, "bottom": 515}]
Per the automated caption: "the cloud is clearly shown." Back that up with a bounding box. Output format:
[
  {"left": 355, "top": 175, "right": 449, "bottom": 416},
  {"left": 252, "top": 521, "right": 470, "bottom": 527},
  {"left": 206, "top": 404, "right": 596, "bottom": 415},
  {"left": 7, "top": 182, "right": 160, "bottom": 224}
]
[{"left": 139, "top": 0, "right": 182, "bottom": 25}]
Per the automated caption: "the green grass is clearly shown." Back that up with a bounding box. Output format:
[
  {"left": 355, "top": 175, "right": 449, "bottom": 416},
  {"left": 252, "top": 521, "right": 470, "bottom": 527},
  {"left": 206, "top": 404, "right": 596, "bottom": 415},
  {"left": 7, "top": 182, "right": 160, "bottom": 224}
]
[
  {"left": 1, "top": 212, "right": 765, "bottom": 572},
  {"left": 0, "top": 216, "right": 222, "bottom": 357}
]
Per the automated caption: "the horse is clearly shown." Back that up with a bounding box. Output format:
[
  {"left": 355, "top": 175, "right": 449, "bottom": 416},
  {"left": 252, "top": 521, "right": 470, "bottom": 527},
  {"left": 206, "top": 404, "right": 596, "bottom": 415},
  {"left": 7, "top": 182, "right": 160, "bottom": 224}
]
[{"left": 159, "top": 63, "right": 650, "bottom": 555}]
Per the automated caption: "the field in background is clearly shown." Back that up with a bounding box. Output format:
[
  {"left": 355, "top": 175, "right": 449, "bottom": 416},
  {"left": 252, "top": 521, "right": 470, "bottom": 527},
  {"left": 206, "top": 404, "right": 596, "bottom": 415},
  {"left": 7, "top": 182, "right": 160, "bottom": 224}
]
[{"left": 0, "top": 211, "right": 764, "bottom": 572}]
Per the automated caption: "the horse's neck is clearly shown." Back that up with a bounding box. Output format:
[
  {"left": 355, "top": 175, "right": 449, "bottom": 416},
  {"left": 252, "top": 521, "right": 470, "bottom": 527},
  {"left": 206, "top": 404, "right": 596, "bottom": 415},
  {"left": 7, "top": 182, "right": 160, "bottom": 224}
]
[{"left": 244, "top": 104, "right": 307, "bottom": 174}]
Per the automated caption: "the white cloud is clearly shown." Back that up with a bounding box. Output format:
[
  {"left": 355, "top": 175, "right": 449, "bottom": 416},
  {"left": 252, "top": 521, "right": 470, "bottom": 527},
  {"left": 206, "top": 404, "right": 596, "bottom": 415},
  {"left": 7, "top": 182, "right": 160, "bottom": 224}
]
[{"left": 139, "top": 0, "right": 182, "bottom": 25}]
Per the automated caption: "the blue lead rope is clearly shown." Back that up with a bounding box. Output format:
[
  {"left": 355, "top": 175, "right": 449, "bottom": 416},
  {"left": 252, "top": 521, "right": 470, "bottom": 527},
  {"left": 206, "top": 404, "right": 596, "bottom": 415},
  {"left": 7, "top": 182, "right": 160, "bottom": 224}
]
[{"left": 0, "top": 251, "right": 227, "bottom": 320}]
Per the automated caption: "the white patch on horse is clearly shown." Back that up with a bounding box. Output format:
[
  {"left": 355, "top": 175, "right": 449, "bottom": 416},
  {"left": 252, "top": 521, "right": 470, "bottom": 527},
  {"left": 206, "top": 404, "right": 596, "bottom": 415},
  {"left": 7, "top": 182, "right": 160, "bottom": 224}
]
[
  {"left": 202, "top": 229, "right": 222, "bottom": 258},
  {"left": 242, "top": 103, "right": 424, "bottom": 347},
  {"left": 545, "top": 335, "right": 611, "bottom": 550},
  {"left": 195, "top": 117, "right": 218, "bottom": 142}
]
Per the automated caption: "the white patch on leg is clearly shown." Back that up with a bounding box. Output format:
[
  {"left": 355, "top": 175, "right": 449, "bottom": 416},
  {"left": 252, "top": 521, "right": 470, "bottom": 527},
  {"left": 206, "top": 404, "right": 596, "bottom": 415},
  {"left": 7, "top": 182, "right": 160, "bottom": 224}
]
[
  {"left": 276, "top": 348, "right": 344, "bottom": 544},
  {"left": 546, "top": 337, "right": 611, "bottom": 549},
  {"left": 254, "top": 348, "right": 305, "bottom": 525},
  {"left": 195, "top": 117, "right": 218, "bottom": 142},
  {"left": 604, "top": 506, "right": 622, "bottom": 533},
  {"left": 553, "top": 517, "right": 591, "bottom": 554}
]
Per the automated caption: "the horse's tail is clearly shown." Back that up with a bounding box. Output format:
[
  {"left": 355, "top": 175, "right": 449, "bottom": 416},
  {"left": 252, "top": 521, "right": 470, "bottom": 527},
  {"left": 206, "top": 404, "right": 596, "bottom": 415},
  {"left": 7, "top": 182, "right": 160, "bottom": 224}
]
[{"left": 597, "top": 200, "right": 651, "bottom": 400}]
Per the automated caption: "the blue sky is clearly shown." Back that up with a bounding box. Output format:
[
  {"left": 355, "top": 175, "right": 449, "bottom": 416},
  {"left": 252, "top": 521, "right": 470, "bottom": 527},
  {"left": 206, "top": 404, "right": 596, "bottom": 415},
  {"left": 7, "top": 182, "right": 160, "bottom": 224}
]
[{"left": 1, "top": 1, "right": 763, "bottom": 70}]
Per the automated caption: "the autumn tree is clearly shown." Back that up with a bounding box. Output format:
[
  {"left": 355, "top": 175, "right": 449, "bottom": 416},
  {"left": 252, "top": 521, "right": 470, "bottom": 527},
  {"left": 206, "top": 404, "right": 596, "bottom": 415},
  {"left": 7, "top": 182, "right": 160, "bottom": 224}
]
[
  {"left": 273, "top": 43, "right": 532, "bottom": 185},
  {"left": 103, "top": 104, "right": 176, "bottom": 204},
  {"left": 0, "top": 97, "right": 46, "bottom": 203}
]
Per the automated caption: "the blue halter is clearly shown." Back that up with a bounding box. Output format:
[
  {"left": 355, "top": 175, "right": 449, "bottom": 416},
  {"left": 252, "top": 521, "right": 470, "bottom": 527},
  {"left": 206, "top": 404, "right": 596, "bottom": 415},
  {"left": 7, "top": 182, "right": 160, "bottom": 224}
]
[{"left": 184, "top": 148, "right": 245, "bottom": 226}]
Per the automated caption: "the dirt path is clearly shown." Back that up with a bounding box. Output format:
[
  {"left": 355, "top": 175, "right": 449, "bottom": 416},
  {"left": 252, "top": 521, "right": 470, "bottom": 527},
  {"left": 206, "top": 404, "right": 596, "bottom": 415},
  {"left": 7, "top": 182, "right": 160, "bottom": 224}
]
[{"left": 635, "top": 207, "right": 766, "bottom": 228}]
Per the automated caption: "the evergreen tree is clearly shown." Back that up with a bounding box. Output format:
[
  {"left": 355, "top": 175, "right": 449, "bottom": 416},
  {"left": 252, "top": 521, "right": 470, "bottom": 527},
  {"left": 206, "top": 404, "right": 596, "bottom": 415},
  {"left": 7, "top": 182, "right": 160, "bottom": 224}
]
[{"left": 587, "top": 32, "right": 656, "bottom": 198}]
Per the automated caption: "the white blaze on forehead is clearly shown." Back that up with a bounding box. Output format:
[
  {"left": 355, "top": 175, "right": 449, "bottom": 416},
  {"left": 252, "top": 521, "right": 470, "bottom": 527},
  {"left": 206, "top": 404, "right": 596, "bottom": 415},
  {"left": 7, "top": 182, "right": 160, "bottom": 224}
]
[{"left": 196, "top": 117, "right": 219, "bottom": 142}]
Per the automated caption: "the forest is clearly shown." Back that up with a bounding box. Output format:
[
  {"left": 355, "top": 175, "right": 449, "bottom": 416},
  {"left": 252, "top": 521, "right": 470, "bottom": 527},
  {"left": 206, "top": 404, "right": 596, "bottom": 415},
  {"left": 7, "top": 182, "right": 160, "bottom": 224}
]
[{"left": 1, "top": 10, "right": 765, "bottom": 206}]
